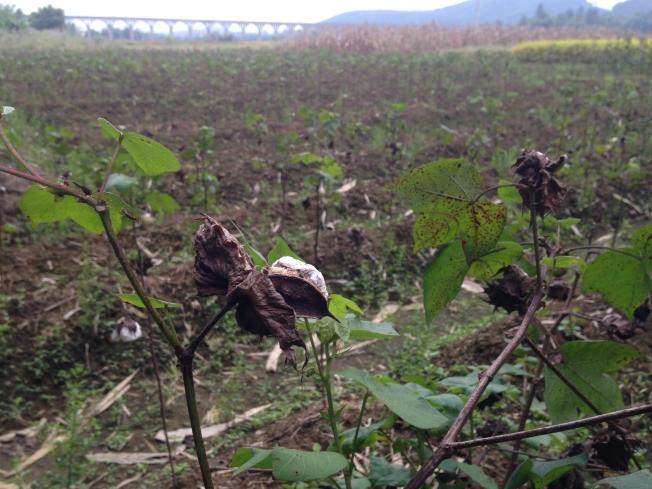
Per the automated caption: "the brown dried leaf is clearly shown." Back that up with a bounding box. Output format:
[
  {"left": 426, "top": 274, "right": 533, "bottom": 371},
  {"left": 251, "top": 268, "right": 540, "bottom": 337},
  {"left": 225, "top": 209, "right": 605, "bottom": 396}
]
[
  {"left": 230, "top": 271, "right": 306, "bottom": 365},
  {"left": 484, "top": 265, "right": 535, "bottom": 315},
  {"left": 513, "top": 150, "right": 567, "bottom": 216},
  {"left": 193, "top": 215, "right": 253, "bottom": 296}
]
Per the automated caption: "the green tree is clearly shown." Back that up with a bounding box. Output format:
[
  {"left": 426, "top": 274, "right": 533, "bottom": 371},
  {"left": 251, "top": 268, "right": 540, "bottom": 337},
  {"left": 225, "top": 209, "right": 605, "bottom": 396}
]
[
  {"left": 0, "top": 4, "right": 27, "bottom": 30},
  {"left": 29, "top": 4, "right": 65, "bottom": 30}
]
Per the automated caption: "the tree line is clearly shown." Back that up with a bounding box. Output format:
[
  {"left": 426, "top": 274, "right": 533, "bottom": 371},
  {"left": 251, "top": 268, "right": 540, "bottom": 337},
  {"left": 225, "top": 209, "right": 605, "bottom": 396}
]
[{"left": 0, "top": 4, "right": 65, "bottom": 31}]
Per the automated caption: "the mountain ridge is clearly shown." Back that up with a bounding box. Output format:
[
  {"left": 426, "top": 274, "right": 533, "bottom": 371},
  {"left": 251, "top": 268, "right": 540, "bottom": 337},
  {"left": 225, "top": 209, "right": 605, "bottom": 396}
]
[{"left": 324, "top": 0, "right": 601, "bottom": 26}]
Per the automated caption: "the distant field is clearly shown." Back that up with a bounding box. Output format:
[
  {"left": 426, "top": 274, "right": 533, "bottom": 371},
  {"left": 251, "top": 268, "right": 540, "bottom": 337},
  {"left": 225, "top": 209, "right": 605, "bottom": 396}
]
[{"left": 1, "top": 31, "right": 650, "bottom": 488}]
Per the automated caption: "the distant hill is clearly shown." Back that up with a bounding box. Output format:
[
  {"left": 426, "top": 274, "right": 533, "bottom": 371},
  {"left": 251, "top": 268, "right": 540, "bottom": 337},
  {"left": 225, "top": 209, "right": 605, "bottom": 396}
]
[
  {"left": 325, "top": 0, "right": 599, "bottom": 26},
  {"left": 612, "top": 0, "right": 652, "bottom": 16}
]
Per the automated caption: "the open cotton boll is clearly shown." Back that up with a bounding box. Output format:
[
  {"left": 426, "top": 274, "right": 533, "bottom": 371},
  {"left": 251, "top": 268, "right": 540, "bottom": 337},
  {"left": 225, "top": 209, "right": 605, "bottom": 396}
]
[
  {"left": 110, "top": 319, "right": 143, "bottom": 343},
  {"left": 271, "top": 256, "right": 328, "bottom": 298}
]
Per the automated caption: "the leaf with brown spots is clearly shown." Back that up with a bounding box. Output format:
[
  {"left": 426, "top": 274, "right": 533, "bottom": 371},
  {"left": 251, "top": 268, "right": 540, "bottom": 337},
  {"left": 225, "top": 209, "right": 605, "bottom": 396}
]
[{"left": 392, "top": 158, "right": 506, "bottom": 259}]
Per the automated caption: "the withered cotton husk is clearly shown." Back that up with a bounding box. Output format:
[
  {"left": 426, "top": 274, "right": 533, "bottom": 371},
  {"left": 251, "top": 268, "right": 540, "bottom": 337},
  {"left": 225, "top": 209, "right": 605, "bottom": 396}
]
[{"left": 193, "top": 216, "right": 331, "bottom": 366}]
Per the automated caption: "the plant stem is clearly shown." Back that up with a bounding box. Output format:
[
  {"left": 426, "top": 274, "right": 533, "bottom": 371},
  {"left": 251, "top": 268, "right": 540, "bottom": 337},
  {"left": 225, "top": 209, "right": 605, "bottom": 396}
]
[
  {"left": 502, "top": 271, "right": 578, "bottom": 486},
  {"left": 147, "top": 319, "right": 178, "bottom": 487},
  {"left": 324, "top": 342, "right": 351, "bottom": 489},
  {"left": 524, "top": 336, "right": 643, "bottom": 470},
  {"left": 99, "top": 137, "right": 123, "bottom": 195},
  {"left": 405, "top": 192, "right": 547, "bottom": 489},
  {"left": 314, "top": 181, "right": 321, "bottom": 267},
  {"left": 530, "top": 191, "right": 543, "bottom": 290},
  {"left": 97, "top": 208, "right": 182, "bottom": 354},
  {"left": 187, "top": 301, "right": 236, "bottom": 356},
  {"left": 449, "top": 404, "right": 652, "bottom": 450},
  {"left": 404, "top": 288, "right": 545, "bottom": 489},
  {"left": 0, "top": 122, "right": 39, "bottom": 176},
  {"left": 305, "top": 321, "right": 351, "bottom": 489},
  {"left": 349, "top": 391, "right": 369, "bottom": 469},
  {"left": 0, "top": 163, "right": 92, "bottom": 204},
  {"left": 563, "top": 245, "right": 640, "bottom": 260},
  {"left": 179, "top": 354, "right": 214, "bottom": 489}
]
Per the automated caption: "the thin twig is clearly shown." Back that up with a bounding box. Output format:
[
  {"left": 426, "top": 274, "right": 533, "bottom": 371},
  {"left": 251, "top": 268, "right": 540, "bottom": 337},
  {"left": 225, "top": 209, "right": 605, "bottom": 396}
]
[
  {"left": 502, "top": 272, "right": 579, "bottom": 485},
  {"left": 0, "top": 122, "right": 39, "bottom": 176},
  {"left": 564, "top": 245, "right": 640, "bottom": 260},
  {"left": 349, "top": 391, "right": 370, "bottom": 469},
  {"left": 97, "top": 207, "right": 182, "bottom": 354},
  {"left": 449, "top": 404, "right": 652, "bottom": 450},
  {"left": 524, "top": 336, "right": 643, "bottom": 470},
  {"left": 99, "top": 137, "right": 124, "bottom": 195},
  {"left": 0, "top": 163, "right": 92, "bottom": 204},
  {"left": 187, "top": 302, "right": 236, "bottom": 356},
  {"left": 404, "top": 287, "right": 545, "bottom": 489}
]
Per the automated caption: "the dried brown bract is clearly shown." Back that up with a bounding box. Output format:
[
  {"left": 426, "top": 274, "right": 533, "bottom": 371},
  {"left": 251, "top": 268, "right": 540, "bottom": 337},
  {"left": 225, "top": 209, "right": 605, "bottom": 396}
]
[
  {"left": 193, "top": 215, "right": 253, "bottom": 296},
  {"left": 193, "top": 215, "right": 331, "bottom": 366},
  {"left": 591, "top": 429, "right": 640, "bottom": 471},
  {"left": 513, "top": 150, "right": 567, "bottom": 216},
  {"left": 484, "top": 265, "right": 536, "bottom": 315}
]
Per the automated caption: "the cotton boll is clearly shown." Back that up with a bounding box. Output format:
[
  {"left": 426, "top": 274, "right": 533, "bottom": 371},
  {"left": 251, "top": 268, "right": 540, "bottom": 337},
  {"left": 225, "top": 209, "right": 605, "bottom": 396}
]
[
  {"left": 110, "top": 318, "right": 143, "bottom": 343},
  {"left": 271, "top": 256, "right": 328, "bottom": 298}
]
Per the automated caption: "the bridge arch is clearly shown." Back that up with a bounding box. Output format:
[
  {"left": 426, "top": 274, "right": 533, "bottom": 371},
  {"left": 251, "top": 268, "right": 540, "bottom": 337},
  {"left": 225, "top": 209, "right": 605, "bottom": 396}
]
[{"left": 244, "top": 23, "right": 261, "bottom": 36}]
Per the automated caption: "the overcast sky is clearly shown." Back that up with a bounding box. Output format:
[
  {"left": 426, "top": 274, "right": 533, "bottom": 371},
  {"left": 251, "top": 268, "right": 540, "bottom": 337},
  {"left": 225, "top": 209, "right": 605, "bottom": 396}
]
[{"left": 12, "top": 0, "right": 624, "bottom": 23}]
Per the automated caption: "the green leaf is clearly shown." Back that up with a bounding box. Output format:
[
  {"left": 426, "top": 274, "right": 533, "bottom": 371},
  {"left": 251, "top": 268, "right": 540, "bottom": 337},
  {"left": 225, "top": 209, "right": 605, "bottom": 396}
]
[
  {"left": 497, "top": 181, "right": 522, "bottom": 204},
  {"left": 632, "top": 225, "right": 652, "bottom": 257},
  {"left": 292, "top": 152, "right": 322, "bottom": 165},
  {"left": 267, "top": 236, "right": 303, "bottom": 264},
  {"left": 457, "top": 462, "right": 498, "bottom": 489},
  {"left": 118, "top": 293, "right": 181, "bottom": 309},
  {"left": 544, "top": 341, "right": 639, "bottom": 423},
  {"left": 504, "top": 459, "right": 534, "bottom": 489},
  {"left": 425, "top": 393, "right": 464, "bottom": 419},
  {"left": 458, "top": 201, "right": 507, "bottom": 260},
  {"left": 20, "top": 186, "right": 112, "bottom": 234},
  {"left": 632, "top": 225, "right": 652, "bottom": 272},
  {"left": 318, "top": 156, "right": 343, "bottom": 180},
  {"left": 229, "top": 447, "right": 272, "bottom": 474},
  {"left": 469, "top": 241, "right": 523, "bottom": 280},
  {"left": 271, "top": 448, "right": 347, "bottom": 482},
  {"left": 59, "top": 197, "right": 103, "bottom": 234},
  {"left": 529, "top": 453, "right": 588, "bottom": 488},
  {"left": 105, "top": 193, "right": 128, "bottom": 233},
  {"left": 412, "top": 212, "right": 458, "bottom": 251},
  {"left": 392, "top": 159, "right": 506, "bottom": 257},
  {"left": 1, "top": 106, "right": 15, "bottom": 116},
  {"left": 329, "top": 294, "right": 363, "bottom": 320},
  {"left": 583, "top": 251, "right": 651, "bottom": 318},
  {"left": 338, "top": 367, "right": 448, "bottom": 430},
  {"left": 333, "top": 318, "right": 351, "bottom": 342},
  {"left": 336, "top": 418, "right": 394, "bottom": 455},
  {"left": 391, "top": 159, "right": 482, "bottom": 210},
  {"left": 97, "top": 117, "right": 122, "bottom": 140},
  {"left": 122, "top": 132, "right": 180, "bottom": 176},
  {"left": 20, "top": 186, "right": 63, "bottom": 224},
  {"left": 348, "top": 318, "right": 399, "bottom": 340},
  {"left": 423, "top": 242, "right": 469, "bottom": 324},
  {"left": 368, "top": 456, "right": 411, "bottom": 487},
  {"left": 244, "top": 243, "right": 267, "bottom": 269},
  {"left": 505, "top": 455, "right": 588, "bottom": 489},
  {"left": 411, "top": 200, "right": 506, "bottom": 258},
  {"left": 145, "top": 191, "right": 180, "bottom": 214},
  {"left": 543, "top": 216, "right": 581, "bottom": 229},
  {"left": 597, "top": 469, "right": 652, "bottom": 488},
  {"left": 105, "top": 173, "right": 138, "bottom": 191}
]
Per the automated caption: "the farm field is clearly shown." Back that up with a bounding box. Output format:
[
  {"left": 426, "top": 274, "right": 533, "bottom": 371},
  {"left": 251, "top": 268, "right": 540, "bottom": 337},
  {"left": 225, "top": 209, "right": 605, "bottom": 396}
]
[{"left": 0, "top": 32, "right": 651, "bottom": 489}]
